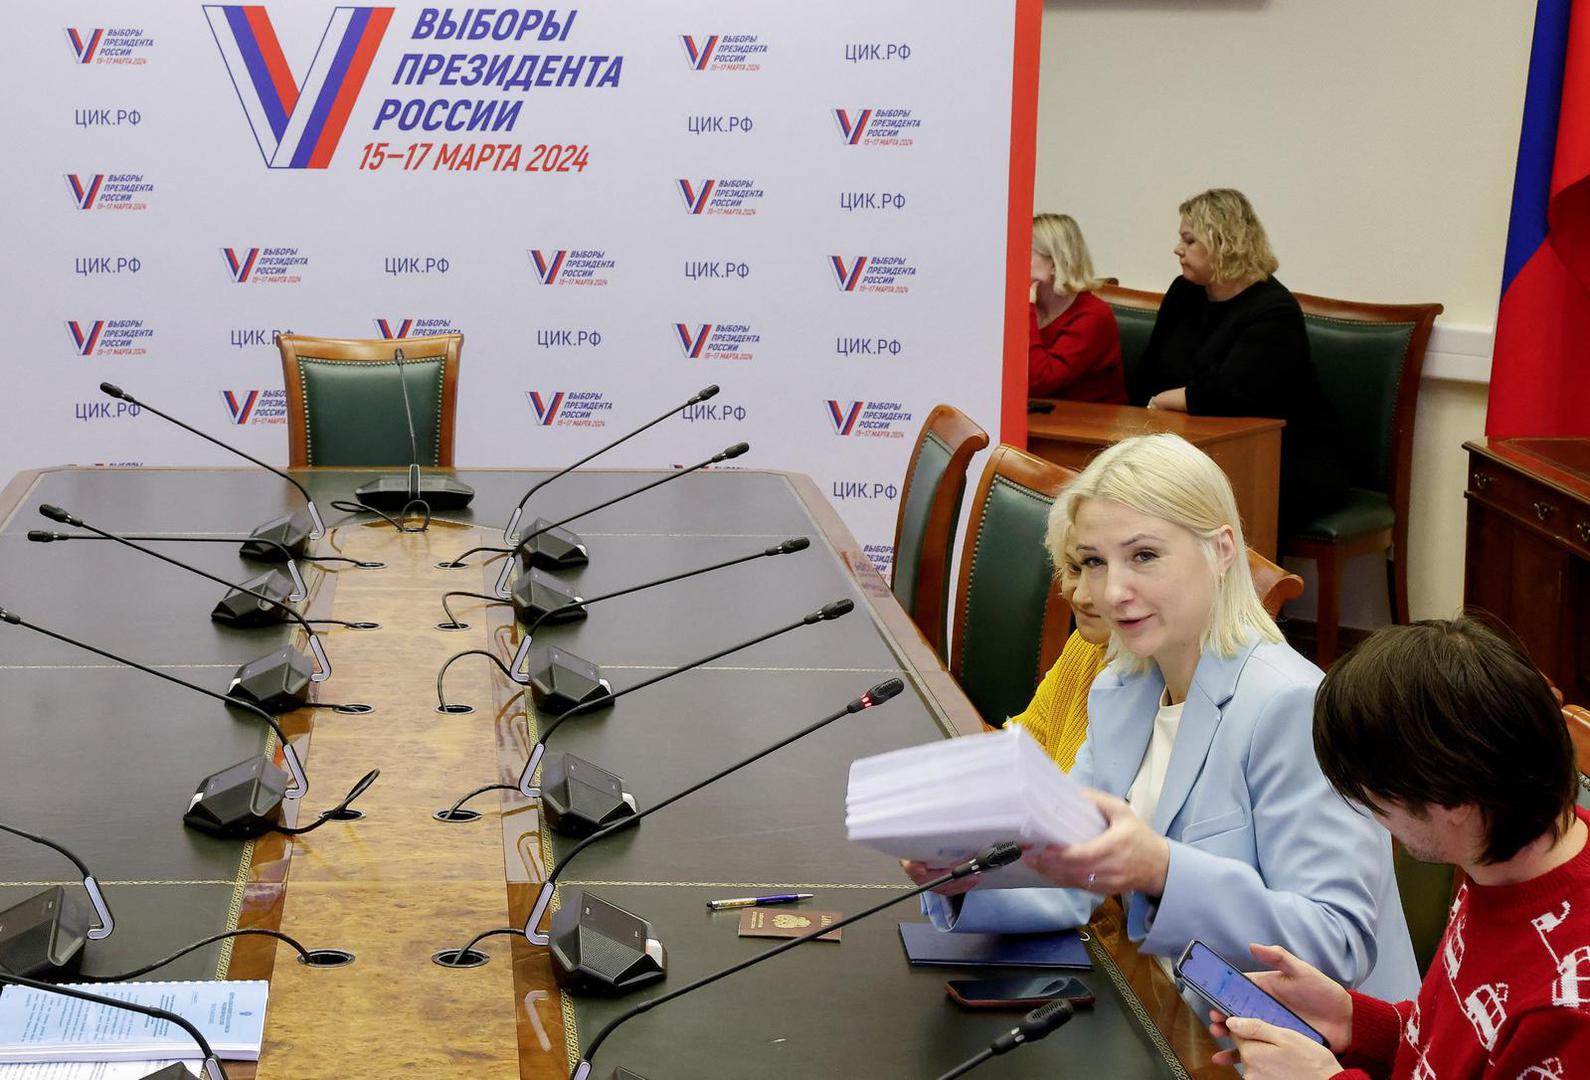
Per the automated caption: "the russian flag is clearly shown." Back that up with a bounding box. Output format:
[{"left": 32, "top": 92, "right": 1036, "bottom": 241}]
[{"left": 1488, "top": 0, "right": 1590, "bottom": 436}]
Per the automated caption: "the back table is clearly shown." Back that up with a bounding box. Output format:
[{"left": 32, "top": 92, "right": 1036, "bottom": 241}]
[{"left": 0, "top": 465, "right": 1232, "bottom": 1079}]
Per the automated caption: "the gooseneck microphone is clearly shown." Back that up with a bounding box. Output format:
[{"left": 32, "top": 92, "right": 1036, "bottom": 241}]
[
  {"left": 352, "top": 346, "right": 475, "bottom": 512},
  {"left": 500, "top": 383, "right": 720, "bottom": 544},
  {"left": 0, "top": 966, "right": 227, "bottom": 1080},
  {"left": 0, "top": 604, "right": 382, "bottom": 841},
  {"left": 490, "top": 441, "right": 751, "bottom": 597},
  {"left": 436, "top": 598, "right": 855, "bottom": 822},
  {"left": 433, "top": 679, "right": 907, "bottom": 991},
  {"left": 29, "top": 530, "right": 308, "bottom": 602},
  {"left": 397, "top": 347, "right": 422, "bottom": 503},
  {"left": 567, "top": 842, "right": 1024, "bottom": 1078},
  {"left": 510, "top": 597, "right": 853, "bottom": 802},
  {"left": 433, "top": 538, "right": 812, "bottom": 712},
  {"left": 0, "top": 822, "right": 115, "bottom": 977},
  {"left": 935, "top": 999, "right": 1078, "bottom": 1080},
  {"left": 37, "top": 503, "right": 317, "bottom": 635},
  {"left": 99, "top": 381, "right": 323, "bottom": 558},
  {"left": 30, "top": 505, "right": 357, "bottom": 713}
]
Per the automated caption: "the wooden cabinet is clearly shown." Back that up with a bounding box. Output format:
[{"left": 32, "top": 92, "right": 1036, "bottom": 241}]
[{"left": 1465, "top": 438, "right": 1590, "bottom": 704}]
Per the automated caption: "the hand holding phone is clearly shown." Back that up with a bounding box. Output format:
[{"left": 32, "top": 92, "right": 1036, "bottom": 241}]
[
  {"left": 1174, "top": 940, "right": 1327, "bottom": 1045},
  {"left": 945, "top": 975, "right": 1095, "bottom": 1010}
]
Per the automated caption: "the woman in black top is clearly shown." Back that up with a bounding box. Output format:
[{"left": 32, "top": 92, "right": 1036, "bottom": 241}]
[{"left": 1131, "top": 189, "right": 1346, "bottom": 530}]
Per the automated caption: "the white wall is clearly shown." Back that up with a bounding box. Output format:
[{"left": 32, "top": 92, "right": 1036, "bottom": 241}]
[{"left": 1034, "top": 0, "right": 1536, "bottom": 622}]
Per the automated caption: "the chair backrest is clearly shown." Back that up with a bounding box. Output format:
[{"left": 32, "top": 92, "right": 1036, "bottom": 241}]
[
  {"left": 950, "top": 446, "right": 1077, "bottom": 727},
  {"left": 1394, "top": 843, "right": 1455, "bottom": 978},
  {"left": 1292, "top": 293, "right": 1442, "bottom": 500},
  {"left": 1247, "top": 550, "right": 1304, "bottom": 617},
  {"left": 1566, "top": 704, "right": 1590, "bottom": 811},
  {"left": 1095, "top": 284, "right": 1164, "bottom": 389},
  {"left": 891, "top": 405, "right": 990, "bottom": 659},
  {"left": 278, "top": 333, "right": 463, "bottom": 468}
]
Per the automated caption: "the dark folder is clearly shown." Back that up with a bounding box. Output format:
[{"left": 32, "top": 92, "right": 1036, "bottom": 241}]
[{"left": 898, "top": 921, "right": 1093, "bottom": 969}]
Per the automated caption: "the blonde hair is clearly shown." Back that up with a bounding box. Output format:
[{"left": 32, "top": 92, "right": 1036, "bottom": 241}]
[
  {"left": 1032, "top": 213, "right": 1104, "bottom": 295},
  {"left": 1044, "top": 510, "right": 1079, "bottom": 592},
  {"left": 1057, "top": 432, "right": 1282, "bottom": 672},
  {"left": 1178, "top": 189, "right": 1279, "bottom": 284}
]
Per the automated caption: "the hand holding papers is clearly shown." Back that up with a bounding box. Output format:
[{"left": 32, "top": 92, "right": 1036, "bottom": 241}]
[{"left": 846, "top": 727, "right": 1107, "bottom": 890}]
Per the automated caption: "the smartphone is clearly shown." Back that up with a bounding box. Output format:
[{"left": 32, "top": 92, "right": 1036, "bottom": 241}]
[
  {"left": 944, "top": 975, "right": 1095, "bottom": 1010},
  {"left": 1174, "top": 940, "right": 1326, "bottom": 1045}
]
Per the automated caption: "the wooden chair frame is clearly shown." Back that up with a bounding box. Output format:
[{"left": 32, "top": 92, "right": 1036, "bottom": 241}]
[
  {"left": 950, "top": 445, "right": 1079, "bottom": 683},
  {"left": 892, "top": 404, "right": 990, "bottom": 657},
  {"left": 1249, "top": 549, "right": 1305, "bottom": 617},
  {"left": 1284, "top": 294, "right": 1442, "bottom": 666},
  {"left": 1566, "top": 703, "right": 1590, "bottom": 782},
  {"left": 277, "top": 333, "right": 464, "bottom": 468}
]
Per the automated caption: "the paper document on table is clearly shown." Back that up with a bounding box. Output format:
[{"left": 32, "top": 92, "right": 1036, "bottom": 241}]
[
  {"left": 0, "top": 1062, "right": 195, "bottom": 1078},
  {"left": 846, "top": 726, "right": 1107, "bottom": 890},
  {"left": 0, "top": 982, "right": 266, "bottom": 1063}
]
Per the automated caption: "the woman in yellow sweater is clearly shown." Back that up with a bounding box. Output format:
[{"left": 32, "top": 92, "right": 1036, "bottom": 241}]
[{"left": 1005, "top": 517, "right": 1110, "bottom": 771}]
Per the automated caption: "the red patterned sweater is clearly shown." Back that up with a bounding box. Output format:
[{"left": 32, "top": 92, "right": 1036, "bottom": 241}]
[{"left": 1334, "top": 806, "right": 1590, "bottom": 1080}]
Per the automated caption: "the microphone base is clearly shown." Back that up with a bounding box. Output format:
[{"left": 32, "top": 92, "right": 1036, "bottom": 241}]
[
  {"left": 0, "top": 885, "right": 90, "bottom": 980},
  {"left": 550, "top": 891, "right": 666, "bottom": 996},
  {"left": 183, "top": 756, "right": 290, "bottom": 839},
  {"left": 226, "top": 646, "right": 315, "bottom": 713},
  {"left": 514, "top": 519, "right": 590, "bottom": 571},
  {"left": 211, "top": 569, "right": 296, "bottom": 628},
  {"left": 354, "top": 474, "right": 475, "bottom": 511},
  {"left": 241, "top": 508, "right": 315, "bottom": 561},
  {"left": 527, "top": 645, "right": 614, "bottom": 714},
  {"left": 539, "top": 753, "right": 638, "bottom": 838},
  {"left": 512, "top": 568, "right": 588, "bottom": 625},
  {"left": 138, "top": 1067, "right": 196, "bottom": 1080}
]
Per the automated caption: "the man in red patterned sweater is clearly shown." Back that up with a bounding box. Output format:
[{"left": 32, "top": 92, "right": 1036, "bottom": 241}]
[{"left": 1203, "top": 616, "right": 1590, "bottom": 1078}]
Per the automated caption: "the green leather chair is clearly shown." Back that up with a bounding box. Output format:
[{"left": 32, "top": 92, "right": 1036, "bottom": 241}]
[
  {"left": 950, "top": 445, "right": 1076, "bottom": 728},
  {"left": 1394, "top": 843, "right": 1455, "bottom": 977},
  {"left": 278, "top": 333, "right": 463, "bottom": 467},
  {"left": 891, "top": 405, "right": 990, "bottom": 659},
  {"left": 1096, "top": 284, "right": 1164, "bottom": 390},
  {"left": 1284, "top": 295, "right": 1442, "bottom": 666}
]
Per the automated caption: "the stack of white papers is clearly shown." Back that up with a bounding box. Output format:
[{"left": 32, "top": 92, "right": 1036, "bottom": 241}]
[
  {"left": 0, "top": 982, "right": 267, "bottom": 1065},
  {"left": 847, "top": 726, "right": 1107, "bottom": 890},
  {"left": 0, "top": 1063, "right": 196, "bottom": 1079}
]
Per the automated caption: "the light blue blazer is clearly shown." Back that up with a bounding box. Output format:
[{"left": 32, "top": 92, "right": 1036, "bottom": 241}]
[{"left": 923, "top": 639, "right": 1421, "bottom": 1000}]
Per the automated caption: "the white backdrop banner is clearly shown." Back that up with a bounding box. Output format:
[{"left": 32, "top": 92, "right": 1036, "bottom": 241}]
[{"left": 3, "top": 1, "right": 1034, "bottom": 573}]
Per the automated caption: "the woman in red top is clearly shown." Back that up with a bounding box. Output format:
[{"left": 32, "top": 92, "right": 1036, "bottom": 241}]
[{"left": 1028, "top": 213, "right": 1126, "bottom": 402}]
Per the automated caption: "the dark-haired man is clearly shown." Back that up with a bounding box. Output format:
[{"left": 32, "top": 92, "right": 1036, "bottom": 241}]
[{"left": 1205, "top": 616, "right": 1590, "bottom": 1078}]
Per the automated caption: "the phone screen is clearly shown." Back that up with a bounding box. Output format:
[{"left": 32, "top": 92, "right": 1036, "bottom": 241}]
[
  {"left": 945, "top": 976, "right": 1089, "bottom": 1002},
  {"left": 1175, "top": 941, "right": 1326, "bottom": 1044}
]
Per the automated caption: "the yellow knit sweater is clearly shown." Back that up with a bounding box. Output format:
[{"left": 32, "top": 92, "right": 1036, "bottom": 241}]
[{"left": 1007, "top": 631, "right": 1109, "bottom": 772}]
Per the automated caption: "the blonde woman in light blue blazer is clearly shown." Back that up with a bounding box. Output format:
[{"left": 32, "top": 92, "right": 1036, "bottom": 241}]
[{"left": 908, "top": 433, "right": 1419, "bottom": 1000}]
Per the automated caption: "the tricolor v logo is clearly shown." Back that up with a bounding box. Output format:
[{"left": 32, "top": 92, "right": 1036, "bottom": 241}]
[{"left": 204, "top": 5, "right": 393, "bottom": 169}]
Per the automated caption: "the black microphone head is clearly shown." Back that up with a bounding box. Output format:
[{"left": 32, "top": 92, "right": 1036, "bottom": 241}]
[
  {"left": 978, "top": 841, "right": 1023, "bottom": 871},
  {"left": 25, "top": 530, "right": 60, "bottom": 543},
  {"left": 99, "top": 382, "right": 127, "bottom": 400},
  {"left": 715, "top": 441, "right": 750, "bottom": 462},
  {"left": 1019, "top": 998, "right": 1075, "bottom": 1040},
  {"left": 694, "top": 384, "right": 720, "bottom": 403},
  {"left": 818, "top": 598, "right": 854, "bottom": 620},
  {"left": 38, "top": 504, "right": 74, "bottom": 525},
  {"left": 0, "top": 607, "right": 18, "bottom": 625},
  {"left": 865, "top": 678, "right": 906, "bottom": 705},
  {"left": 768, "top": 537, "right": 811, "bottom": 556}
]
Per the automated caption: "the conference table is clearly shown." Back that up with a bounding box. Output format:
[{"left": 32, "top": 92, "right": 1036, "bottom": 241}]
[
  {"left": 0, "top": 464, "right": 1233, "bottom": 1079},
  {"left": 1026, "top": 400, "right": 1284, "bottom": 558}
]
